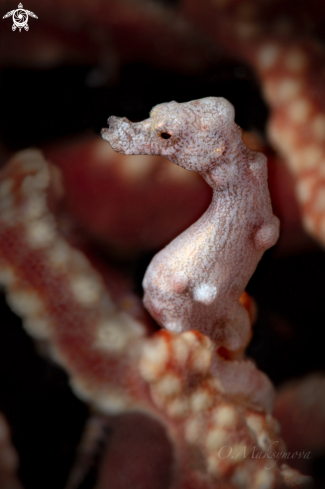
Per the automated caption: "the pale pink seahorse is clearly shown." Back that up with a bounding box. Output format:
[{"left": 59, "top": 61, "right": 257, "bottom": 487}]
[{"left": 102, "top": 97, "right": 280, "bottom": 355}]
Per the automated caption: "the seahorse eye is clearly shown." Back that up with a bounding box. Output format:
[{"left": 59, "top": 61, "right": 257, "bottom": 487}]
[{"left": 160, "top": 132, "right": 171, "bottom": 139}]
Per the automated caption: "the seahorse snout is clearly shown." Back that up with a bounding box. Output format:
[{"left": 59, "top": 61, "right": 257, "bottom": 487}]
[
  {"left": 101, "top": 116, "right": 136, "bottom": 154},
  {"left": 101, "top": 116, "right": 157, "bottom": 155}
]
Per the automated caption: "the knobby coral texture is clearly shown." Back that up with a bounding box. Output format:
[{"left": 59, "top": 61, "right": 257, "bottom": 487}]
[{"left": 0, "top": 98, "right": 311, "bottom": 489}]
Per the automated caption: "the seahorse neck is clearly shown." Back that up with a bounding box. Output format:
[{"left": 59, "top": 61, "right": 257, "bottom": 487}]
[{"left": 200, "top": 140, "right": 250, "bottom": 191}]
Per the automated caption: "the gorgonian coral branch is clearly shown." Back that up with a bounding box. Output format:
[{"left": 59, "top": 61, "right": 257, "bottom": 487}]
[{"left": 0, "top": 150, "right": 151, "bottom": 413}]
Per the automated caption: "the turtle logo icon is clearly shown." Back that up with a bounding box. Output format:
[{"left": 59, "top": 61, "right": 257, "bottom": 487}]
[{"left": 3, "top": 3, "right": 38, "bottom": 32}]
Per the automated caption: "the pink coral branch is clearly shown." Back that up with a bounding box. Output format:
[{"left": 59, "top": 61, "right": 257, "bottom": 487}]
[{"left": 0, "top": 150, "right": 151, "bottom": 413}]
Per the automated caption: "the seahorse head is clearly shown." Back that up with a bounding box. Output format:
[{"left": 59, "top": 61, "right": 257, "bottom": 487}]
[{"left": 101, "top": 97, "right": 239, "bottom": 173}]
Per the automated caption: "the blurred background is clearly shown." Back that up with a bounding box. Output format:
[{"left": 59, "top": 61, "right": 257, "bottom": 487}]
[{"left": 1, "top": 0, "right": 325, "bottom": 488}]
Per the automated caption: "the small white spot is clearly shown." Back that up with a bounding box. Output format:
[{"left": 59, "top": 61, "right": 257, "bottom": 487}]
[
  {"left": 302, "top": 214, "right": 316, "bottom": 234},
  {"left": 230, "top": 444, "right": 248, "bottom": 463},
  {"left": 24, "top": 317, "right": 50, "bottom": 340},
  {"left": 95, "top": 391, "right": 130, "bottom": 414},
  {"left": 246, "top": 412, "right": 263, "bottom": 434},
  {"left": 287, "top": 98, "right": 312, "bottom": 123},
  {"left": 257, "top": 431, "right": 272, "bottom": 451},
  {"left": 277, "top": 78, "right": 303, "bottom": 102},
  {"left": 206, "top": 377, "right": 225, "bottom": 393},
  {"left": 266, "top": 414, "right": 281, "bottom": 435},
  {"left": 140, "top": 337, "right": 169, "bottom": 381},
  {"left": 6, "top": 289, "right": 43, "bottom": 317},
  {"left": 296, "top": 178, "right": 313, "bottom": 203},
  {"left": 165, "top": 322, "right": 182, "bottom": 333},
  {"left": 70, "top": 378, "right": 93, "bottom": 404},
  {"left": 254, "top": 468, "right": 276, "bottom": 487},
  {"left": 190, "top": 388, "right": 213, "bottom": 412},
  {"left": 166, "top": 397, "right": 189, "bottom": 418},
  {"left": 26, "top": 217, "right": 56, "bottom": 248},
  {"left": 301, "top": 145, "right": 323, "bottom": 170},
  {"left": 193, "top": 283, "right": 217, "bottom": 304},
  {"left": 258, "top": 44, "right": 279, "bottom": 70},
  {"left": 207, "top": 454, "right": 222, "bottom": 476},
  {"left": 265, "top": 78, "right": 302, "bottom": 104},
  {"left": 268, "top": 122, "right": 295, "bottom": 155},
  {"left": 154, "top": 374, "right": 182, "bottom": 398},
  {"left": 95, "top": 313, "right": 143, "bottom": 353},
  {"left": 290, "top": 145, "right": 323, "bottom": 173},
  {"left": 263, "top": 80, "right": 277, "bottom": 104},
  {"left": 206, "top": 428, "right": 228, "bottom": 451},
  {"left": 190, "top": 345, "right": 212, "bottom": 374},
  {"left": 70, "top": 276, "right": 102, "bottom": 306},
  {"left": 182, "top": 331, "right": 199, "bottom": 347},
  {"left": 185, "top": 417, "right": 203, "bottom": 444},
  {"left": 47, "top": 240, "right": 71, "bottom": 268},
  {"left": 212, "top": 405, "right": 238, "bottom": 427},
  {"left": 172, "top": 336, "right": 190, "bottom": 366},
  {"left": 95, "top": 319, "right": 126, "bottom": 352}
]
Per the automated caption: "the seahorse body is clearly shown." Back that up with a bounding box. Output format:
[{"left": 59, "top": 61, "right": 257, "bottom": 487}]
[{"left": 102, "top": 97, "right": 279, "bottom": 353}]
